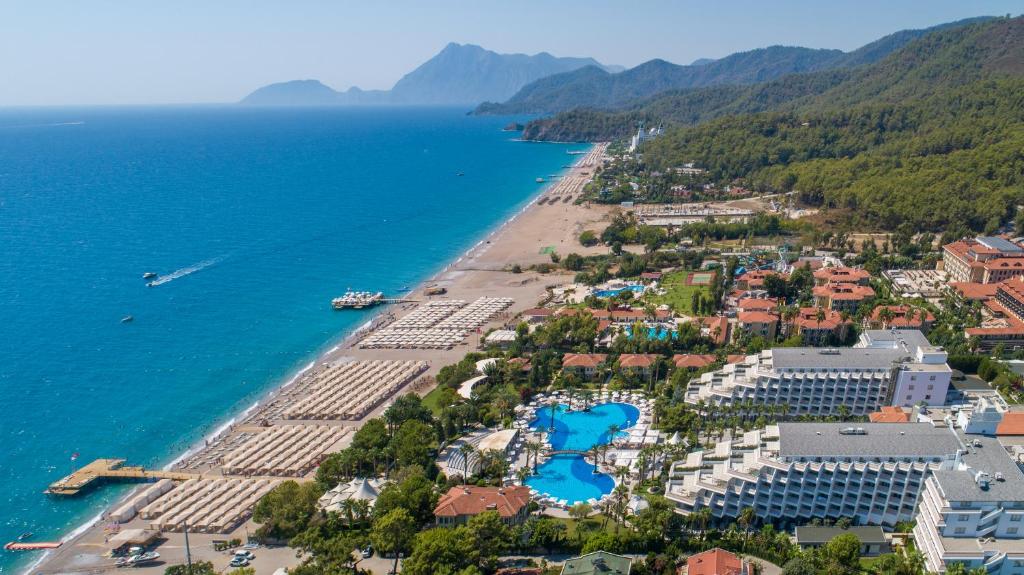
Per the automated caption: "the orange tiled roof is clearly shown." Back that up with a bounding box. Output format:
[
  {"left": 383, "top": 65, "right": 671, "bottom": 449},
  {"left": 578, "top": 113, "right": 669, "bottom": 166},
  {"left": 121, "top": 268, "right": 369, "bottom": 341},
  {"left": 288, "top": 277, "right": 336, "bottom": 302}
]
[
  {"left": 869, "top": 406, "right": 911, "bottom": 423},
  {"left": 618, "top": 353, "right": 659, "bottom": 368},
  {"left": 687, "top": 548, "right": 744, "bottom": 575},
  {"left": 870, "top": 305, "right": 934, "bottom": 326},
  {"left": 738, "top": 311, "right": 779, "bottom": 324},
  {"left": 673, "top": 354, "right": 716, "bottom": 369},
  {"left": 813, "top": 266, "right": 870, "bottom": 283},
  {"left": 562, "top": 353, "right": 608, "bottom": 368},
  {"left": 793, "top": 307, "right": 845, "bottom": 330},
  {"left": 997, "top": 413, "right": 1024, "bottom": 436},
  {"left": 434, "top": 486, "right": 531, "bottom": 518},
  {"left": 951, "top": 282, "right": 999, "bottom": 301},
  {"left": 737, "top": 298, "right": 779, "bottom": 312},
  {"left": 812, "top": 283, "right": 875, "bottom": 300}
]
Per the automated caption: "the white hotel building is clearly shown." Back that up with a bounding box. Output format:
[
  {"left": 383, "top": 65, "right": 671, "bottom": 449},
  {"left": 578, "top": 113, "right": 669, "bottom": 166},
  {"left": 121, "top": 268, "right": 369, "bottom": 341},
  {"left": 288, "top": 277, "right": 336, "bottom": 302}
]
[
  {"left": 664, "top": 422, "right": 962, "bottom": 528},
  {"left": 915, "top": 434, "right": 1024, "bottom": 575},
  {"left": 685, "top": 330, "right": 951, "bottom": 416}
]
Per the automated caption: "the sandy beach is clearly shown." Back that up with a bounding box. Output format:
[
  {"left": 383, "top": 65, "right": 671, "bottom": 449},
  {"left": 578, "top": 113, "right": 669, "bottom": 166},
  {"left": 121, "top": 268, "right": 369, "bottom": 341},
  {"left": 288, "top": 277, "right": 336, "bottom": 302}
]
[{"left": 31, "top": 144, "right": 611, "bottom": 575}]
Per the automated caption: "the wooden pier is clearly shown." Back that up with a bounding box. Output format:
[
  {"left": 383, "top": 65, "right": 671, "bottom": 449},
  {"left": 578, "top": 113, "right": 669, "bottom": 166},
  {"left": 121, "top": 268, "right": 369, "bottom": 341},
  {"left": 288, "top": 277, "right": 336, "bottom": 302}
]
[{"left": 46, "top": 459, "right": 199, "bottom": 496}]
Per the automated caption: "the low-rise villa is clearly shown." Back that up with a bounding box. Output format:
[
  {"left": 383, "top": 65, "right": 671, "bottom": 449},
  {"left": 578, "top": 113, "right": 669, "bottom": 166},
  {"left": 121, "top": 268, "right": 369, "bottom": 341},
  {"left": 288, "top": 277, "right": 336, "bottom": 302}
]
[{"left": 434, "top": 485, "right": 532, "bottom": 526}]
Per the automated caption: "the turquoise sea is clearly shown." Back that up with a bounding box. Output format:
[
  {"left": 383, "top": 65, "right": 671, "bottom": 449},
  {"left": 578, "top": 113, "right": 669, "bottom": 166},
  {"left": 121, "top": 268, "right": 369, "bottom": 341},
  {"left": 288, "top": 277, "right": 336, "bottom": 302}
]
[{"left": 0, "top": 106, "right": 578, "bottom": 573}]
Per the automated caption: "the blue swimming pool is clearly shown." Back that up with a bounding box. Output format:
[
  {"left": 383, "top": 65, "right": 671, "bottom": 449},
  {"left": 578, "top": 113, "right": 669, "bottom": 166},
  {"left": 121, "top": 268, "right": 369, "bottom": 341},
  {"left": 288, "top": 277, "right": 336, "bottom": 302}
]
[
  {"left": 625, "top": 326, "right": 676, "bottom": 340},
  {"left": 593, "top": 285, "right": 645, "bottom": 298},
  {"left": 525, "top": 402, "right": 639, "bottom": 505}
]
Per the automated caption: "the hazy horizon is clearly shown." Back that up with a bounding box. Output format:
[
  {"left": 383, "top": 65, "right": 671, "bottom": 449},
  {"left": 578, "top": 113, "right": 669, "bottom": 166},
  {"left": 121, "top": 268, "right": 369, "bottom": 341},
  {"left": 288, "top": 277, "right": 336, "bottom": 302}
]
[{"left": 1, "top": 0, "right": 1021, "bottom": 106}]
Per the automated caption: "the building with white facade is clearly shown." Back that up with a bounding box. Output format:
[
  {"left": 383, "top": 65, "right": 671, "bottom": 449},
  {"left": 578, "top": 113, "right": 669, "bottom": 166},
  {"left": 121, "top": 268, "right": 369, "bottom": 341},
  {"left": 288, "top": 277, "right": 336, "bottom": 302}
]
[
  {"left": 664, "top": 422, "right": 963, "bottom": 527},
  {"left": 685, "top": 330, "right": 951, "bottom": 416},
  {"left": 914, "top": 433, "right": 1024, "bottom": 575}
]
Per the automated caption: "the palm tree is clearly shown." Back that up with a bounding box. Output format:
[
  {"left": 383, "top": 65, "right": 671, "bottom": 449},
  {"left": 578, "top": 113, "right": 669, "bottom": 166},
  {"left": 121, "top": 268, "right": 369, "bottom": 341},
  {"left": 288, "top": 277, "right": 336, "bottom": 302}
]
[
  {"left": 607, "top": 423, "right": 621, "bottom": 445},
  {"left": 525, "top": 441, "right": 543, "bottom": 473},
  {"left": 693, "top": 507, "right": 713, "bottom": 541},
  {"left": 352, "top": 498, "right": 371, "bottom": 527},
  {"left": 516, "top": 466, "right": 530, "bottom": 486},
  {"left": 738, "top": 506, "right": 756, "bottom": 549},
  {"left": 339, "top": 498, "right": 356, "bottom": 525},
  {"left": 458, "top": 443, "right": 476, "bottom": 485}
]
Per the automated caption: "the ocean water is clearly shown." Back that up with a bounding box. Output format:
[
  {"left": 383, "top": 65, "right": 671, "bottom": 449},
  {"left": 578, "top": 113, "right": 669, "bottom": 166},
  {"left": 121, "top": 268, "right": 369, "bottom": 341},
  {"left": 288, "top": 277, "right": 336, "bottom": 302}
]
[
  {"left": 526, "top": 402, "right": 639, "bottom": 504},
  {"left": 0, "top": 106, "right": 578, "bottom": 573}
]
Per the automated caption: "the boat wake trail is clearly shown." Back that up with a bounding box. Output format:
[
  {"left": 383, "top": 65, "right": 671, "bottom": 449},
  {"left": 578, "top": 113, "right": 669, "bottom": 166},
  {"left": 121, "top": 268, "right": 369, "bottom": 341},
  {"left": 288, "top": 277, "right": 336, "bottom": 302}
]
[{"left": 147, "top": 256, "right": 226, "bottom": 287}]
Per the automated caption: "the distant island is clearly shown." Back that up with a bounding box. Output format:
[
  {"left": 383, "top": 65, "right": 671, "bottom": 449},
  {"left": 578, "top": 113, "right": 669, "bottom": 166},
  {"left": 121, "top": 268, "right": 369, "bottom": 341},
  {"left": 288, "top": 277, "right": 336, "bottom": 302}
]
[
  {"left": 240, "top": 43, "right": 621, "bottom": 107},
  {"left": 502, "top": 122, "right": 524, "bottom": 132}
]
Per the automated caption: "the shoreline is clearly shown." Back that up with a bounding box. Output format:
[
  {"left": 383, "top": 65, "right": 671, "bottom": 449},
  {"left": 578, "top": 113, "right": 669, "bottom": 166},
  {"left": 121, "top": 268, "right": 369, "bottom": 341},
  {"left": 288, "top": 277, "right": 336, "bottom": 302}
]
[{"left": 30, "top": 142, "right": 610, "bottom": 575}]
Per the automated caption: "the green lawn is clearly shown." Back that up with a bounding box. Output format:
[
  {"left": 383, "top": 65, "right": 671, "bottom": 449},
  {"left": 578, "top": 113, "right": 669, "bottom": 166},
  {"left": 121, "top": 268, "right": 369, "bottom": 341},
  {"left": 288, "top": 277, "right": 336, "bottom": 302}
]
[
  {"left": 421, "top": 385, "right": 450, "bottom": 415},
  {"left": 544, "top": 513, "right": 619, "bottom": 540},
  {"left": 644, "top": 270, "right": 710, "bottom": 314}
]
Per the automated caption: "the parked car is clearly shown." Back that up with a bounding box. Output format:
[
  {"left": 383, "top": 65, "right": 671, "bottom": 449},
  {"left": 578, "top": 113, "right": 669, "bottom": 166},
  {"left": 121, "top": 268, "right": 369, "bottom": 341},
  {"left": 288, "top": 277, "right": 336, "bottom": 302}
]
[
  {"left": 229, "top": 557, "right": 250, "bottom": 568},
  {"left": 360, "top": 545, "right": 373, "bottom": 558},
  {"left": 234, "top": 550, "right": 255, "bottom": 561}
]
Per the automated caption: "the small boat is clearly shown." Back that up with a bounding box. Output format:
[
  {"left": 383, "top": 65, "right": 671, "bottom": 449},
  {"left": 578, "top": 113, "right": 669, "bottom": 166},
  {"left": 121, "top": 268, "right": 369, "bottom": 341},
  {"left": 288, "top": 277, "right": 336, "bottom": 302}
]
[
  {"left": 456, "top": 172, "right": 464, "bottom": 176},
  {"left": 17, "top": 532, "right": 32, "bottom": 541},
  {"left": 142, "top": 272, "right": 157, "bottom": 279},
  {"left": 535, "top": 177, "right": 546, "bottom": 183},
  {"left": 121, "top": 316, "right": 133, "bottom": 323},
  {"left": 116, "top": 551, "right": 160, "bottom": 567}
]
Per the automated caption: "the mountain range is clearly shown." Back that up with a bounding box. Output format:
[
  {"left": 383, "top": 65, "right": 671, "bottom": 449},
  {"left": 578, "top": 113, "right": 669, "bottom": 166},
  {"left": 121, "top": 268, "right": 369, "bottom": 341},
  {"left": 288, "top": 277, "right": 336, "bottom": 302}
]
[
  {"left": 239, "top": 43, "right": 621, "bottom": 106},
  {"left": 475, "top": 17, "right": 992, "bottom": 116}
]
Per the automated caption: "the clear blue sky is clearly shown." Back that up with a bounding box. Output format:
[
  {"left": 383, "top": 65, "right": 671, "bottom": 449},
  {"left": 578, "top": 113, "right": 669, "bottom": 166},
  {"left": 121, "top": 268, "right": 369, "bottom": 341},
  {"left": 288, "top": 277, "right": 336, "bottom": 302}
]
[{"left": 0, "top": 0, "right": 1019, "bottom": 106}]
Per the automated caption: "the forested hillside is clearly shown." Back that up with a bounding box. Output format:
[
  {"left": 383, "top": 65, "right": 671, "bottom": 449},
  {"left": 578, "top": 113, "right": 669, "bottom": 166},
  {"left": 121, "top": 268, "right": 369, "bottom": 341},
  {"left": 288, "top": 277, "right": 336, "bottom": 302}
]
[{"left": 531, "top": 17, "right": 1024, "bottom": 233}]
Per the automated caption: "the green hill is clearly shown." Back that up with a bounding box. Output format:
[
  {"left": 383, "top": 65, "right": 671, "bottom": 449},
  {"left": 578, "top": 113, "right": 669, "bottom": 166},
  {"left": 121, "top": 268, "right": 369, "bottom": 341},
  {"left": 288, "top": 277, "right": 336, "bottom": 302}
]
[{"left": 590, "top": 17, "right": 1024, "bottom": 233}]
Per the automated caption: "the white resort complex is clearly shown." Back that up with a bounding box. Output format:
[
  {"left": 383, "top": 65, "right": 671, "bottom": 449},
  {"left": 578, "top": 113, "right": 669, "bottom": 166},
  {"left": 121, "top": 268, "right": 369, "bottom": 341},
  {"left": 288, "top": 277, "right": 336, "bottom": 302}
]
[
  {"left": 665, "top": 422, "right": 961, "bottom": 528},
  {"left": 685, "top": 330, "right": 952, "bottom": 416},
  {"left": 914, "top": 434, "right": 1024, "bottom": 575}
]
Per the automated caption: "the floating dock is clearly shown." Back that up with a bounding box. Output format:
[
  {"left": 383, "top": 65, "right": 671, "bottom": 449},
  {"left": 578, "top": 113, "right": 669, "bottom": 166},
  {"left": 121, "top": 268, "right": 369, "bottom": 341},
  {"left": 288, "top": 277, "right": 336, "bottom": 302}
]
[
  {"left": 46, "top": 459, "right": 198, "bottom": 496},
  {"left": 4, "top": 541, "right": 62, "bottom": 551}
]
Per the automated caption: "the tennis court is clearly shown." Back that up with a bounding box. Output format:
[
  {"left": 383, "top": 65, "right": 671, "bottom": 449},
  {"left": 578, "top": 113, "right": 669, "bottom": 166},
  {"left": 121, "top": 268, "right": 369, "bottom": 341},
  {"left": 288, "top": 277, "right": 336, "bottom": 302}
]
[{"left": 687, "top": 272, "right": 715, "bottom": 286}]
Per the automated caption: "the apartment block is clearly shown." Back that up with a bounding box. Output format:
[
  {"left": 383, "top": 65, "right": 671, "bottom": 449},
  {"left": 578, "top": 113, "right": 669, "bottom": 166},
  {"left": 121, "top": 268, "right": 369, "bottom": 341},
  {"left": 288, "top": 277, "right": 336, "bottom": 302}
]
[
  {"left": 664, "top": 422, "right": 961, "bottom": 527},
  {"left": 685, "top": 330, "right": 951, "bottom": 416}
]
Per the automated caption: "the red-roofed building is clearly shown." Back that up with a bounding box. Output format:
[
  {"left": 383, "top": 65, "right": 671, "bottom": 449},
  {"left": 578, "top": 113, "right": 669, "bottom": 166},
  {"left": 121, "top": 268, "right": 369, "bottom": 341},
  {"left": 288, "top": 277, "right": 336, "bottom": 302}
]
[
  {"left": 869, "top": 406, "right": 912, "bottom": 423},
  {"left": 696, "top": 316, "right": 730, "bottom": 345},
  {"left": 943, "top": 237, "right": 1024, "bottom": 284},
  {"left": 736, "top": 297, "right": 780, "bottom": 313},
  {"left": 951, "top": 282, "right": 999, "bottom": 302},
  {"left": 812, "top": 283, "right": 875, "bottom": 313},
  {"left": 434, "top": 486, "right": 532, "bottom": 526},
  {"left": 562, "top": 353, "right": 608, "bottom": 379},
  {"left": 673, "top": 353, "right": 746, "bottom": 370},
  {"left": 617, "top": 354, "right": 660, "bottom": 378},
  {"left": 965, "top": 275, "right": 1024, "bottom": 351},
  {"left": 813, "top": 266, "right": 871, "bottom": 286},
  {"left": 735, "top": 270, "right": 783, "bottom": 291},
  {"left": 790, "top": 307, "right": 851, "bottom": 345},
  {"left": 673, "top": 354, "right": 718, "bottom": 370},
  {"left": 869, "top": 305, "right": 935, "bottom": 332},
  {"left": 681, "top": 548, "right": 749, "bottom": 575},
  {"left": 640, "top": 272, "right": 663, "bottom": 282},
  {"left": 996, "top": 413, "right": 1024, "bottom": 436},
  {"left": 736, "top": 310, "right": 779, "bottom": 341}
]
